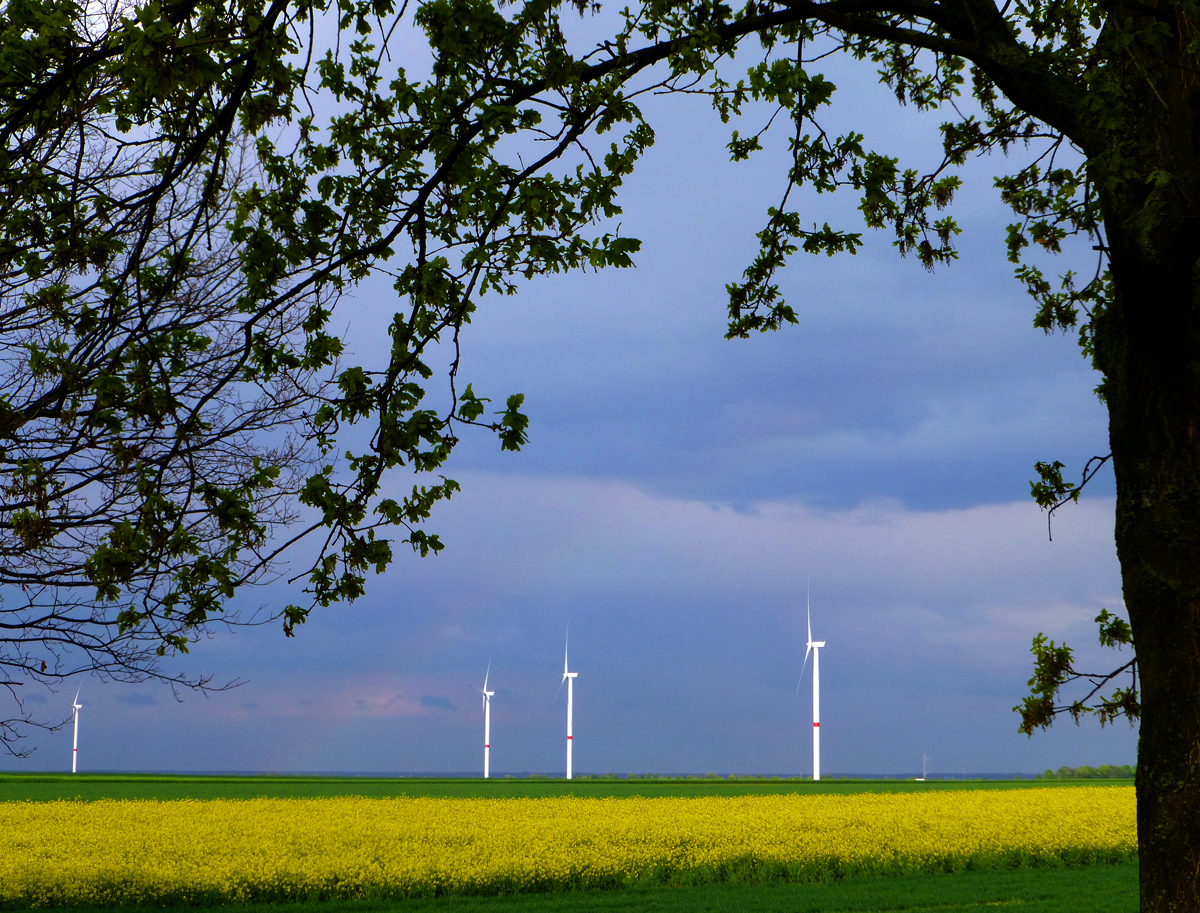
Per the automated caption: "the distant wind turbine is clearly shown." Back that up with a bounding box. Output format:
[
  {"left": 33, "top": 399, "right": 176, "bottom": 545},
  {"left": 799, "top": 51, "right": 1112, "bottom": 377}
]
[
  {"left": 71, "top": 686, "right": 82, "bottom": 774},
  {"left": 561, "top": 630, "right": 578, "bottom": 780},
  {"left": 479, "top": 662, "right": 494, "bottom": 779},
  {"left": 797, "top": 585, "right": 826, "bottom": 780}
]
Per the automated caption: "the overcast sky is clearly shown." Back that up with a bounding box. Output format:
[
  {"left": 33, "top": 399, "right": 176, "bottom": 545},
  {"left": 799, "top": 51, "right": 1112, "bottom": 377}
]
[{"left": 3, "top": 29, "right": 1138, "bottom": 777}]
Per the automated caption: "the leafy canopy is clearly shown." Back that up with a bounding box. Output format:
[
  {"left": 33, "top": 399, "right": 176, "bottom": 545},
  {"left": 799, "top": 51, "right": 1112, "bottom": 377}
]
[{"left": 2, "top": 0, "right": 1156, "bottom": 738}]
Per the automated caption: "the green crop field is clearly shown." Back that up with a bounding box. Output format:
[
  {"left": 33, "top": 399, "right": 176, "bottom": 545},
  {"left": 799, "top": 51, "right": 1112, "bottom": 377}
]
[
  {"left": 20, "top": 864, "right": 1138, "bottom": 913},
  {"left": 0, "top": 772, "right": 1133, "bottom": 802},
  {"left": 0, "top": 778, "right": 1136, "bottom": 913}
]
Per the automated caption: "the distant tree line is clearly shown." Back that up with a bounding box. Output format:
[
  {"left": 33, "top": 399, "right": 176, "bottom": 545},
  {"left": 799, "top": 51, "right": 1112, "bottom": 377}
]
[{"left": 1039, "top": 765, "right": 1136, "bottom": 780}]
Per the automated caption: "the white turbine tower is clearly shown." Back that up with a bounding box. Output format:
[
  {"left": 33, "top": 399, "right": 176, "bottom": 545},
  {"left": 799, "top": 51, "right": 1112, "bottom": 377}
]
[
  {"left": 561, "top": 631, "right": 578, "bottom": 780},
  {"left": 797, "top": 588, "right": 826, "bottom": 780},
  {"left": 70, "top": 687, "right": 82, "bottom": 774},
  {"left": 478, "top": 662, "right": 494, "bottom": 779}
]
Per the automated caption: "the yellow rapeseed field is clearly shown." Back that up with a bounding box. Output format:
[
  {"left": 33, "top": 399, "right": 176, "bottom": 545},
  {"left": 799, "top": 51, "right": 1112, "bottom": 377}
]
[{"left": 0, "top": 787, "right": 1134, "bottom": 907}]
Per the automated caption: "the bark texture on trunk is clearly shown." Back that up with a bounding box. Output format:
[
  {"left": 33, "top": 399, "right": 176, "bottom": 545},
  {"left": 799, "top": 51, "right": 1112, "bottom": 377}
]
[
  {"left": 1099, "top": 125, "right": 1200, "bottom": 913},
  {"left": 1104, "top": 243, "right": 1200, "bottom": 912},
  {"left": 1089, "top": 10, "right": 1200, "bottom": 908}
]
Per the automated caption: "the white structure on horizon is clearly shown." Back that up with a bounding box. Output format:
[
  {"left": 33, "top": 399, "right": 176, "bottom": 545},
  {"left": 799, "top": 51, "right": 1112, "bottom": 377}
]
[
  {"left": 71, "top": 687, "right": 82, "bottom": 774},
  {"left": 917, "top": 753, "right": 930, "bottom": 781},
  {"left": 797, "top": 589, "right": 825, "bottom": 780},
  {"left": 478, "top": 662, "right": 494, "bottom": 778},
  {"left": 561, "top": 631, "right": 578, "bottom": 780}
]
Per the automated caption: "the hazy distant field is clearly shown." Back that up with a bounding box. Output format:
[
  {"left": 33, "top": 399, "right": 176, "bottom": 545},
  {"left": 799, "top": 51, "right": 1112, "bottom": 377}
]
[{"left": 0, "top": 772, "right": 1134, "bottom": 802}]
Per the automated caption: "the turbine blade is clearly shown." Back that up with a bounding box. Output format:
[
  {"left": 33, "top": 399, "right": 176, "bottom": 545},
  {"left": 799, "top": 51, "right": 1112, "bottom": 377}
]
[
  {"left": 483, "top": 659, "right": 491, "bottom": 693},
  {"left": 73, "top": 685, "right": 81, "bottom": 707},
  {"left": 796, "top": 644, "right": 812, "bottom": 695},
  {"left": 557, "top": 625, "right": 570, "bottom": 698}
]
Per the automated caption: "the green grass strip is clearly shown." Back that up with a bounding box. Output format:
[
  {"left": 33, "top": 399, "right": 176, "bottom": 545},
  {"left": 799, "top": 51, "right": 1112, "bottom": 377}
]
[
  {"left": 0, "top": 774, "right": 1134, "bottom": 803},
  {"left": 21, "top": 862, "right": 1138, "bottom": 913}
]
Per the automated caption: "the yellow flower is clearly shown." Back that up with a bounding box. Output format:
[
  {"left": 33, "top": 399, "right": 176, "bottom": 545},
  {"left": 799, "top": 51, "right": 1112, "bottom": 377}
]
[{"left": 0, "top": 788, "right": 1135, "bottom": 907}]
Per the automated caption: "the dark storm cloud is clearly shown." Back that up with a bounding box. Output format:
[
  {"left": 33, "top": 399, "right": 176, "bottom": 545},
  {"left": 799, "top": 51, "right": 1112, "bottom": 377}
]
[
  {"left": 440, "top": 89, "right": 1108, "bottom": 512},
  {"left": 115, "top": 693, "right": 157, "bottom": 707}
]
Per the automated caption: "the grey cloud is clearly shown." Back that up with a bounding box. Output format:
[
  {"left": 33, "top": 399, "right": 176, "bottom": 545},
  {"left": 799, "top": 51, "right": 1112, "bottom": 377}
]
[
  {"left": 13, "top": 474, "right": 1128, "bottom": 776},
  {"left": 431, "top": 109, "right": 1107, "bottom": 513},
  {"left": 115, "top": 693, "right": 156, "bottom": 707}
]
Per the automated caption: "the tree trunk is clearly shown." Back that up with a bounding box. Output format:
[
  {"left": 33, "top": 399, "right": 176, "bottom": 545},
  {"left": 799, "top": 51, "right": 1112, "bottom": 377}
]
[
  {"left": 1100, "top": 217, "right": 1200, "bottom": 911},
  {"left": 1088, "top": 11, "right": 1200, "bottom": 905}
]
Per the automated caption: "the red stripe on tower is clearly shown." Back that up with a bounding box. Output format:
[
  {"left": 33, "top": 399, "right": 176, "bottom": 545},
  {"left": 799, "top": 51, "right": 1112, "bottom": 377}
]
[{"left": 813, "top": 722, "right": 820, "bottom": 727}]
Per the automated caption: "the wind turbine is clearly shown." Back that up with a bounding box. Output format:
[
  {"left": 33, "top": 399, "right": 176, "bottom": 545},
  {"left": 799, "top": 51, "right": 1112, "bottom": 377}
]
[
  {"left": 478, "top": 662, "right": 494, "bottom": 779},
  {"left": 560, "top": 630, "right": 578, "bottom": 780},
  {"left": 797, "top": 586, "right": 826, "bottom": 780},
  {"left": 71, "top": 686, "right": 82, "bottom": 774}
]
